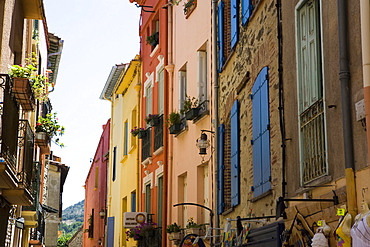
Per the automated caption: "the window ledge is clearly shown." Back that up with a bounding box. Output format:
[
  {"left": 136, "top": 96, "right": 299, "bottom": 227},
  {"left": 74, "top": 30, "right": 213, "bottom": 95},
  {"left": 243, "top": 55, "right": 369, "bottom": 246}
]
[
  {"left": 193, "top": 110, "right": 209, "bottom": 124},
  {"left": 120, "top": 155, "right": 128, "bottom": 163},
  {"left": 153, "top": 146, "right": 163, "bottom": 156},
  {"left": 250, "top": 189, "right": 272, "bottom": 203},
  {"left": 221, "top": 207, "right": 234, "bottom": 216},
  {"left": 295, "top": 175, "right": 332, "bottom": 195},
  {"left": 150, "top": 45, "right": 159, "bottom": 58},
  {"left": 129, "top": 145, "right": 136, "bottom": 154}
]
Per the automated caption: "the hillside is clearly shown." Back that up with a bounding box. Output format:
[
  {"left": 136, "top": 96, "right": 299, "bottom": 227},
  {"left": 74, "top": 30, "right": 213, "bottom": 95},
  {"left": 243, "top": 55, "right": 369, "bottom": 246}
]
[{"left": 59, "top": 200, "right": 84, "bottom": 235}]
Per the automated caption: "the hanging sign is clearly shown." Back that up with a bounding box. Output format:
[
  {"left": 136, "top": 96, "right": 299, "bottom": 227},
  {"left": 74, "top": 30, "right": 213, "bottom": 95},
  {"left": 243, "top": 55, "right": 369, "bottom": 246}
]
[{"left": 124, "top": 212, "right": 147, "bottom": 228}]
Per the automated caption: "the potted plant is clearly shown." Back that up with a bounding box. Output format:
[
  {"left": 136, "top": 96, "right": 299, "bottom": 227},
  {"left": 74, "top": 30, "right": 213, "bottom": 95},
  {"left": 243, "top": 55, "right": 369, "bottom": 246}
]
[
  {"left": 131, "top": 126, "right": 145, "bottom": 137},
  {"left": 35, "top": 112, "right": 65, "bottom": 147},
  {"left": 146, "top": 32, "right": 159, "bottom": 47},
  {"left": 167, "top": 111, "right": 182, "bottom": 135},
  {"left": 183, "top": 0, "right": 196, "bottom": 16},
  {"left": 185, "top": 217, "right": 201, "bottom": 235},
  {"left": 181, "top": 95, "right": 200, "bottom": 120},
  {"left": 137, "top": 128, "right": 147, "bottom": 139},
  {"left": 145, "top": 114, "right": 160, "bottom": 127},
  {"left": 30, "top": 74, "right": 50, "bottom": 102},
  {"left": 166, "top": 222, "right": 182, "bottom": 241},
  {"left": 125, "top": 222, "right": 156, "bottom": 241}
]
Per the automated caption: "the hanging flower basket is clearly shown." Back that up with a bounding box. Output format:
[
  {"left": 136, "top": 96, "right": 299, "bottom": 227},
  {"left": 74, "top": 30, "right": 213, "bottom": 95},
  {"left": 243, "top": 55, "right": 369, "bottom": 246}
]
[
  {"left": 35, "top": 132, "right": 50, "bottom": 147},
  {"left": 12, "top": 77, "right": 35, "bottom": 111}
]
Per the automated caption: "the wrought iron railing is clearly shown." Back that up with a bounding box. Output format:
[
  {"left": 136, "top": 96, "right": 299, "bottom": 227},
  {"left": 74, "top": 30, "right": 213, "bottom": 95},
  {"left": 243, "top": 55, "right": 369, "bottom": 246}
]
[
  {"left": 300, "top": 99, "right": 327, "bottom": 184},
  {"left": 0, "top": 74, "right": 19, "bottom": 171},
  {"left": 18, "top": 120, "right": 35, "bottom": 188},
  {"left": 154, "top": 115, "right": 163, "bottom": 151},
  {"left": 23, "top": 162, "right": 40, "bottom": 211},
  {"left": 142, "top": 128, "right": 152, "bottom": 161},
  {"left": 138, "top": 227, "right": 162, "bottom": 247}
]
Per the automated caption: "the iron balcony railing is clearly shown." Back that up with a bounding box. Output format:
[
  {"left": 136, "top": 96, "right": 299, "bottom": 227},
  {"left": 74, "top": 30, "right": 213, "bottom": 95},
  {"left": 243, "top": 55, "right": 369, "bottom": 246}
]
[
  {"left": 0, "top": 74, "right": 19, "bottom": 171},
  {"left": 138, "top": 227, "right": 162, "bottom": 247},
  {"left": 142, "top": 128, "right": 152, "bottom": 161},
  {"left": 18, "top": 120, "right": 35, "bottom": 188},
  {"left": 300, "top": 99, "right": 327, "bottom": 184},
  {"left": 154, "top": 115, "right": 163, "bottom": 151},
  {"left": 23, "top": 162, "right": 40, "bottom": 212}
]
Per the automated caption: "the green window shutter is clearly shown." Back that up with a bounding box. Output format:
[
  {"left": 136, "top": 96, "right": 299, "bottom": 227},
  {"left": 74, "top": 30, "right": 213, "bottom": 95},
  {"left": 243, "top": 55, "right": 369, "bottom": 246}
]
[{"left": 297, "top": 0, "right": 322, "bottom": 112}]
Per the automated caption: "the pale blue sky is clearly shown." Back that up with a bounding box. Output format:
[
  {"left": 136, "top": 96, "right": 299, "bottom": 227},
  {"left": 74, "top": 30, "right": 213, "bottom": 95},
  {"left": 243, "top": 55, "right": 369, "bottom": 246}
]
[{"left": 43, "top": 0, "right": 140, "bottom": 209}]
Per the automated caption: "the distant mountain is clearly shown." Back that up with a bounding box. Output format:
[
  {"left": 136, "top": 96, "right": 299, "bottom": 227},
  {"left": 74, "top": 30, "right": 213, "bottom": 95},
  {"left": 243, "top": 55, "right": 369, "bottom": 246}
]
[{"left": 59, "top": 200, "right": 84, "bottom": 235}]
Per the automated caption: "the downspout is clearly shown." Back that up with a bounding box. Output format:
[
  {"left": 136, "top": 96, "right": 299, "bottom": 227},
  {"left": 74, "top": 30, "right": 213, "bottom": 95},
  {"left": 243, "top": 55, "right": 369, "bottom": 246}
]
[
  {"left": 135, "top": 64, "right": 141, "bottom": 221},
  {"left": 360, "top": 0, "right": 370, "bottom": 163},
  {"left": 162, "top": 5, "right": 169, "bottom": 247},
  {"left": 337, "top": 0, "right": 357, "bottom": 218},
  {"left": 212, "top": 0, "right": 220, "bottom": 233},
  {"left": 164, "top": 3, "right": 175, "bottom": 247},
  {"left": 276, "top": 0, "right": 286, "bottom": 199}
]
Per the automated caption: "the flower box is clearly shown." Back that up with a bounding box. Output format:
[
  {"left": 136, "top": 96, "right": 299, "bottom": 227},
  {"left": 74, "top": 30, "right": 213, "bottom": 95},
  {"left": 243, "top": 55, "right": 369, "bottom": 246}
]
[
  {"left": 12, "top": 77, "right": 35, "bottom": 111},
  {"left": 185, "top": 108, "right": 200, "bottom": 120},
  {"left": 35, "top": 132, "right": 50, "bottom": 154},
  {"left": 169, "top": 123, "right": 182, "bottom": 135},
  {"left": 185, "top": 227, "right": 200, "bottom": 236},
  {"left": 168, "top": 232, "right": 182, "bottom": 241},
  {"left": 138, "top": 130, "right": 147, "bottom": 139}
]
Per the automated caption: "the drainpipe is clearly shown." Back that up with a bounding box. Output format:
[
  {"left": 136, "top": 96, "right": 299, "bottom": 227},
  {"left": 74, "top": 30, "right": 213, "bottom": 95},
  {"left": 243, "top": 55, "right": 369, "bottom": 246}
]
[
  {"left": 164, "top": 3, "right": 175, "bottom": 247},
  {"left": 212, "top": 0, "right": 220, "bottom": 234},
  {"left": 337, "top": 0, "right": 357, "bottom": 218},
  {"left": 360, "top": 0, "right": 370, "bottom": 164},
  {"left": 135, "top": 64, "right": 141, "bottom": 222},
  {"left": 162, "top": 5, "right": 169, "bottom": 247}
]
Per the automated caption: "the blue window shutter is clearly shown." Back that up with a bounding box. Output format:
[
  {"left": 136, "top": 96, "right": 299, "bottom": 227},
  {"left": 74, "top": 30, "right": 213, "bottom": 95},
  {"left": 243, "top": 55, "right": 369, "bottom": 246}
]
[
  {"left": 230, "top": 100, "right": 240, "bottom": 207},
  {"left": 217, "top": 124, "right": 225, "bottom": 214},
  {"left": 231, "top": 0, "right": 239, "bottom": 48},
  {"left": 107, "top": 217, "right": 115, "bottom": 247},
  {"left": 252, "top": 67, "right": 271, "bottom": 196},
  {"left": 242, "top": 0, "right": 252, "bottom": 25},
  {"left": 218, "top": 1, "right": 225, "bottom": 72}
]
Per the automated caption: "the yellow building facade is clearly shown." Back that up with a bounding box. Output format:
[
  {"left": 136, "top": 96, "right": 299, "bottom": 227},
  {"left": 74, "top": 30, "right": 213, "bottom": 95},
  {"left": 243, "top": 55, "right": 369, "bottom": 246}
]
[{"left": 100, "top": 56, "right": 141, "bottom": 247}]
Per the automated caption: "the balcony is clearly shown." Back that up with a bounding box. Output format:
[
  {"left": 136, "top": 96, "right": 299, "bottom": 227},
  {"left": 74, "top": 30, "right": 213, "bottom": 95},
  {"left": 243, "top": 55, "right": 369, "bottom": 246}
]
[
  {"left": 1, "top": 120, "right": 35, "bottom": 206},
  {"left": 11, "top": 77, "right": 35, "bottom": 111},
  {"left": 0, "top": 74, "right": 19, "bottom": 189}
]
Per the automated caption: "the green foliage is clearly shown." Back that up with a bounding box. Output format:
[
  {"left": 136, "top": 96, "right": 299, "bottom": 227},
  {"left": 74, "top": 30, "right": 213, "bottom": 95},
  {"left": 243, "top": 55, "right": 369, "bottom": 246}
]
[
  {"left": 186, "top": 217, "right": 201, "bottom": 229},
  {"left": 180, "top": 95, "right": 198, "bottom": 115},
  {"left": 36, "top": 112, "right": 65, "bottom": 147},
  {"left": 166, "top": 222, "right": 181, "bottom": 233},
  {"left": 166, "top": 111, "right": 181, "bottom": 125},
  {"left": 59, "top": 222, "right": 83, "bottom": 235},
  {"left": 57, "top": 233, "right": 72, "bottom": 247}
]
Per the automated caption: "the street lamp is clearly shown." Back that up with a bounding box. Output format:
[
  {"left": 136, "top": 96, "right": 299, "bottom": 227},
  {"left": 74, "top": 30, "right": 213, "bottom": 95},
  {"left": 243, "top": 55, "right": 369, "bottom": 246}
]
[{"left": 196, "top": 133, "right": 210, "bottom": 155}]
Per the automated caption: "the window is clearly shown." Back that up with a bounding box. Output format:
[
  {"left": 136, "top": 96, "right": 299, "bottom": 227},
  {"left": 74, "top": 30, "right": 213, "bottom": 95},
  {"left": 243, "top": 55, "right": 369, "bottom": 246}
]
[
  {"left": 112, "top": 146, "right": 117, "bottom": 181},
  {"left": 144, "top": 73, "right": 154, "bottom": 121},
  {"left": 251, "top": 67, "right": 271, "bottom": 197},
  {"left": 131, "top": 191, "right": 136, "bottom": 212},
  {"left": 217, "top": 100, "right": 240, "bottom": 214},
  {"left": 157, "top": 176, "right": 163, "bottom": 227},
  {"left": 94, "top": 166, "right": 99, "bottom": 189},
  {"left": 178, "top": 68, "right": 187, "bottom": 113},
  {"left": 158, "top": 68, "right": 164, "bottom": 114},
  {"left": 124, "top": 121, "right": 128, "bottom": 155},
  {"left": 218, "top": 0, "right": 242, "bottom": 72},
  {"left": 197, "top": 50, "right": 207, "bottom": 105},
  {"left": 145, "top": 184, "right": 151, "bottom": 213},
  {"left": 107, "top": 217, "right": 115, "bottom": 247},
  {"left": 296, "top": 0, "right": 326, "bottom": 184}
]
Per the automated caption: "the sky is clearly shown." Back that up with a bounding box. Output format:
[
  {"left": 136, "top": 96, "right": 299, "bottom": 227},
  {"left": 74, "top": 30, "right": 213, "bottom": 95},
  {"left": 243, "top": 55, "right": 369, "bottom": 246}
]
[{"left": 43, "top": 0, "right": 140, "bottom": 209}]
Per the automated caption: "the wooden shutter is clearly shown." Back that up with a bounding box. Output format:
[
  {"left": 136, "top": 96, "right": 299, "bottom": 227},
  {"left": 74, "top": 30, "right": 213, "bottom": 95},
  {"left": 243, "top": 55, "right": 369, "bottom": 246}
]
[
  {"left": 251, "top": 67, "right": 271, "bottom": 196},
  {"left": 197, "top": 51, "right": 207, "bottom": 103},
  {"left": 217, "top": 124, "right": 225, "bottom": 214},
  {"left": 231, "top": 0, "right": 239, "bottom": 48},
  {"left": 107, "top": 217, "right": 115, "bottom": 247},
  {"left": 230, "top": 100, "right": 240, "bottom": 207},
  {"left": 241, "top": 0, "right": 252, "bottom": 25},
  {"left": 297, "top": 0, "right": 321, "bottom": 112},
  {"left": 218, "top": 1, "right": 225, "bottom": 72}
]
